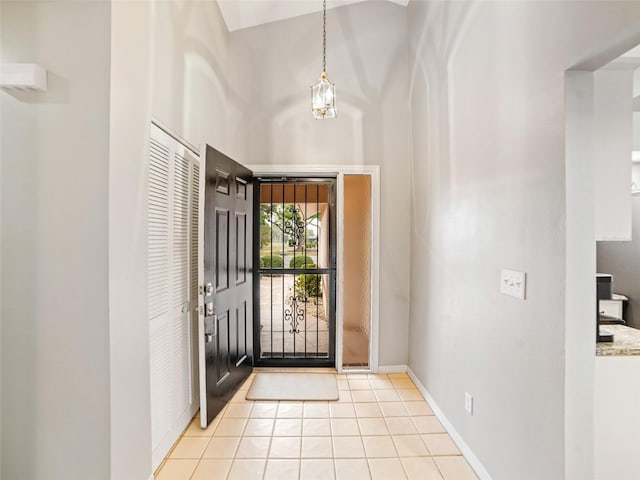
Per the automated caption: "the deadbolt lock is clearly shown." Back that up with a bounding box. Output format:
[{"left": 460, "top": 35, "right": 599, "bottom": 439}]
[{"left": 205, "top": 283, "right": 213, "bottom": 296}]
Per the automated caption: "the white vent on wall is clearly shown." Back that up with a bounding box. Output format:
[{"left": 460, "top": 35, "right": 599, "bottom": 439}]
[{"left": 0, "top": 63, "right": 47, "bottom": 92}]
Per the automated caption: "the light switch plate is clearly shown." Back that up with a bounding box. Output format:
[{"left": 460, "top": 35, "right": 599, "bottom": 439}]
[{"left": 500, "top": 269, "right": 526, "bottom": 299}]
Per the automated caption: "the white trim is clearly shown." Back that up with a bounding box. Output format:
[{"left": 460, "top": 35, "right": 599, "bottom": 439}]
[
  {"left": 246, "top": 164, "right": 377, "bottom": 175},
  {"left": 151, "top": 118, "right": 200, "bottom": 156},
  {"left": 407, "top": 368, "right": 493, "bottom": 480},
  {"left": 342, "top": 368, "right": 372, "bottom": 374},
  {"left": 197, "top": 144, "right": 207, "bottom": 428},
  {"left": 246, "top": 164, "right": 381, "bottom": 374},
  {"left": 564, "top": 71, "right": 597, "bottom": 479},
  {"left": 336, "top": 173, "right": 345, "bottom": 373},
  {"left": 377, "top": 364, "right": 408, "bottom": 374},
  {"left": 370, "top": 166, "right": 381, "bottom": 374}
]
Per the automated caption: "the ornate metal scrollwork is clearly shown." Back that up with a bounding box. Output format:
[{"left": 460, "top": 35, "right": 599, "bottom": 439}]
[
  {"left": 284, "top": 206, "right": 306, "bottom": 247},
  {"left": 284, "top": 295, "right": 305, "bottom": 334}
]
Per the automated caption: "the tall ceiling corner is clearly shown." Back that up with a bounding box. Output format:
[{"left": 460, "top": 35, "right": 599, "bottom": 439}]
[{"left": 216, "top": 0, "right": 408, "bottom": 32}]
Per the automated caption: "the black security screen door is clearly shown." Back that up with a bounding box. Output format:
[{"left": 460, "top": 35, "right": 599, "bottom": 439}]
[{"left": 253, "top": 178, "right": 336, "bottom": 367}]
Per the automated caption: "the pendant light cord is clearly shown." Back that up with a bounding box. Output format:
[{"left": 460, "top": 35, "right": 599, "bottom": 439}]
[{"left": 322, "top": 0, "right": 327, "bottom": 73}]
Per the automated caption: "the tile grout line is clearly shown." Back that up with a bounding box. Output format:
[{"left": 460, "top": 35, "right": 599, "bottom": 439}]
[{"left": 157, "top": 372, "right": 473, "bottom": 480}]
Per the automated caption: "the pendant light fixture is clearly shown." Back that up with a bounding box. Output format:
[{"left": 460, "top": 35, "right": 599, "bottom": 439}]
[{"left": 311, "top": 0, "right": 336, "bottom": 119}]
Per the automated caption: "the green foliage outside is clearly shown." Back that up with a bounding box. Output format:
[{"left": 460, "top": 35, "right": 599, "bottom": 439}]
[
  {"left": 259, "top": 203, "right": 320, "bottom": 247},
  {"left": 259, "top": 224, "right": 271, "bottom": 248},
  {"left": 261, "top": 255, "right": 283, "bottom": 268},
  {"left": 290, "top": 255, "right": 315, "bottom": 269},
  {"left": 305, "top": 229, "right": 318, "bottom": 249},
  {"left": 295, "top": 264, "right": 321, "bottom": 299}
]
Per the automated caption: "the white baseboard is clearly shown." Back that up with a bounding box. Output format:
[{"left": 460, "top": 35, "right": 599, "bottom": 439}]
[
  {"left": 377, "top": 364, "right": 408, "bottom": 374},
  {"left": 407, "top": 368, "right": 493, "bottom": 480}
]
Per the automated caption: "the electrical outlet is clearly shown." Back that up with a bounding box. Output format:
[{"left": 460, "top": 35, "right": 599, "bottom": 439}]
[
  {"left": 500, "top": 269, "right": 526, "bottom": 299},
  {"left": 465, "top": 392, "right": 473, "bottom": 415}
]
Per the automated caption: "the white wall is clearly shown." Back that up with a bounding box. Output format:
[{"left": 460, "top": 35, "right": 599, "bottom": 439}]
[
  {"left": 113, "top": 1, "right": 234, "bottom": 476},
  {"left": 227, "top": 1, "right": 411, "bottom": 367},
  {"left": 634, "top": 53, "right": 640, "bottom": 150},
  {"left": 594, "top": 69, "right": 634, "bottom": 241},
  {"left": 406, "top": 2, "right": 640, "bottom": 479},
  {"left": 1, "top": 0, "right": 233, "bottom": 477},
  {"left": 107, "top": 1, "right": 234, "bottom": 477},
  {"left": 152, "top": 0, "right": 231, "bottom": 152},
  {"left": 109, "top": 2, "right": 154, "bottom": 479},
  {"left": 564, "top": 70, "right": 598, "bottom": 480},
  {"left": 595, "top": 356, "right": 640, "bottom": 480},
  {"left": 8, "top": 1, "right": 640, "bottom": 478},
  {"left": 633, "top": 70, "right": 640, "bottom": 151},
  {"left": 0, "top": 2, "right": 112, "bottom": 478},
  {"left": 1, "top": 0, "right": 408, "bottom": 477}
]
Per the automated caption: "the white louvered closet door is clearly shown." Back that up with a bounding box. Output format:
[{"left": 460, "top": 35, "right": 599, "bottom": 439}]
[{"left": 148, "top": 124, "right": 201, "bottom": 470}]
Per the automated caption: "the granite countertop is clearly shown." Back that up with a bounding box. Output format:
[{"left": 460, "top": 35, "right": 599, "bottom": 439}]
[{"left": 596, "top": 325, "right": 640, "bottom": 356}]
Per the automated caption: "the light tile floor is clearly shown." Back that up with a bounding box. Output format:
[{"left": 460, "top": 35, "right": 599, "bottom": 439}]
[{"left": 155, "top": 372, "right": 479, "bottom": 480}]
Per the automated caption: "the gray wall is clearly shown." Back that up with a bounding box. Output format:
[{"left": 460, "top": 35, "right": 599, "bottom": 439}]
[
  {"left": 111, "top": 0, "right": 233, "bottom": 477},
  {"left": 5, "top": 1, "right": 640, "bottom": 478},
  {"left": 226, "top": 1, "right": 411, "bottom": 367},
  {"left": 1, "top": 2, "right": 111, "bottom": 478},
  {"left": 109, "top": 2, "right": 154, "bottom": 479},
  {"left": 152, "top": 0, "right": 232, "bottom": 151},
  {"left": 598, "top": 196, "right": 640, "bottom": 329},
  {"left": 0, "top": 1, "right": 247, "bottom": 477},
  {"left": 406, "top": 1, "right": 640, "bottom": 479}
]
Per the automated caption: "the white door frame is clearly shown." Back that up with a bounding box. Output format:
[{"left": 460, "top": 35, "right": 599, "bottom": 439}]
[{"left": 246, "top": 164, "right": 381, "bottom": 373}]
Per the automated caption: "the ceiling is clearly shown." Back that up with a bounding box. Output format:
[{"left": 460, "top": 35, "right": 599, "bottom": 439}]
[
  {"left": 601, "top": 43, "right": 640, "bottom": 111},
  {"left": 603, "top": 44, "right": 640, "bottom": 70},
  {"left": 217, "top": 0, "right": 409, "bottom": 32}
]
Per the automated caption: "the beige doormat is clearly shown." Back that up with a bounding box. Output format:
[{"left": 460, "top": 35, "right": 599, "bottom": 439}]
[{"left": 246, "top": 372, "right": 339, "bottom": 401}]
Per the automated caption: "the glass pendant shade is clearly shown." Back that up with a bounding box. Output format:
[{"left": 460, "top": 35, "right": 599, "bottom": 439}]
[{"left": 311, "top": 72, "right": 336, "bottom": 119}]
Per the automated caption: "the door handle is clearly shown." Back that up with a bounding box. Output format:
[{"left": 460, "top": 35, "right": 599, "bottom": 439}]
[
  {"left": 204, "top": 312, "right": 218, "bottom": 342},
  {"left": 205, "top": 303, "right": 217, "bottom": 340}
]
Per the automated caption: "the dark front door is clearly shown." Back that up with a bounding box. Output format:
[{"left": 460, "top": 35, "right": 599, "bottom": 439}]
[{"left": 199, "top": 145, "right": 253, "bottom": 427}]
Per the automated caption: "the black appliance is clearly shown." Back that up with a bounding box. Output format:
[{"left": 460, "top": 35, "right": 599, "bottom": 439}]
[{"left": 597, "top": 274, "right": 615, "bottom": 343}]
